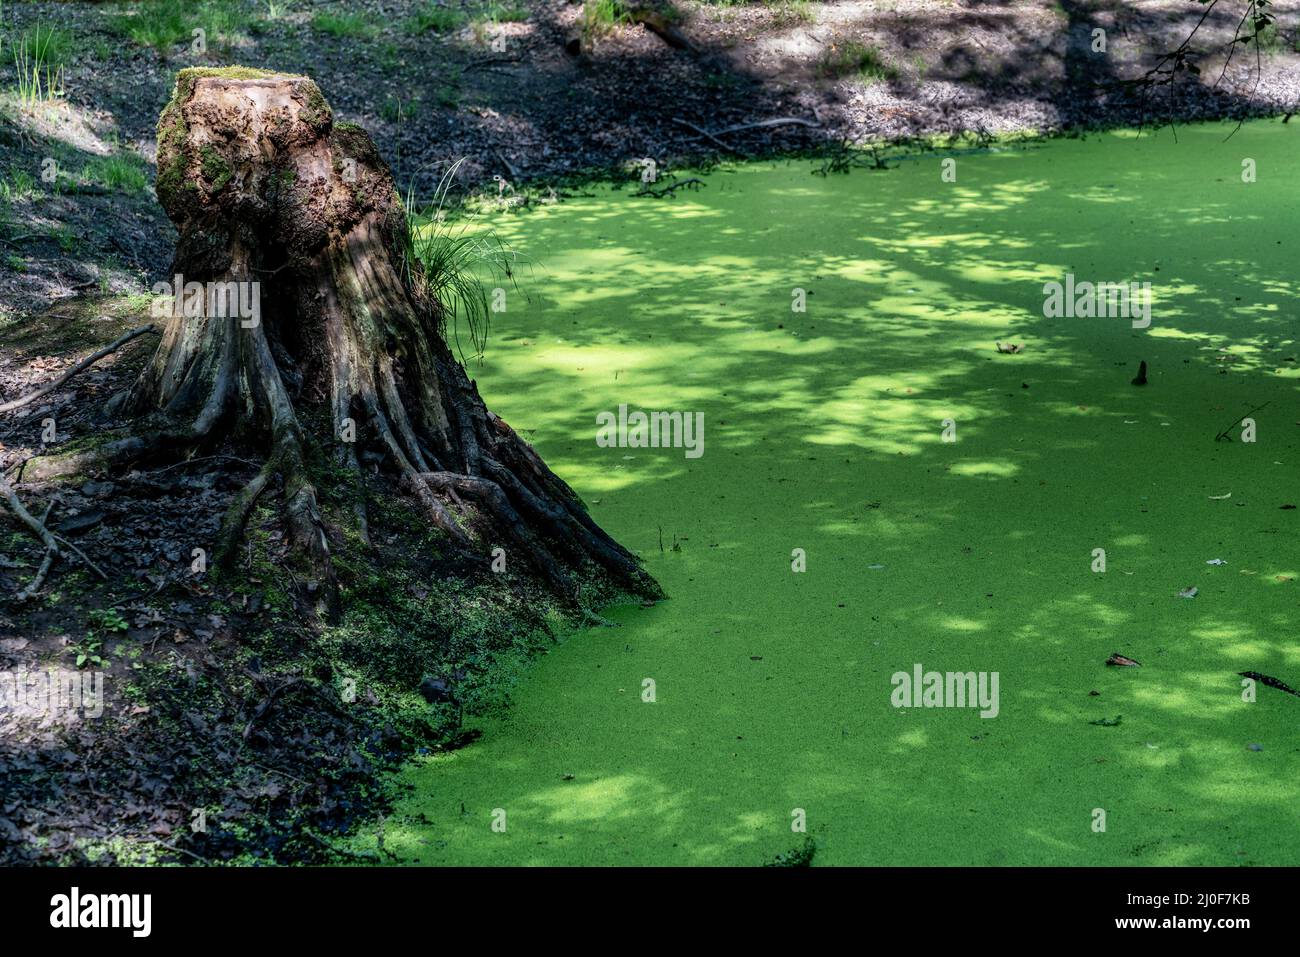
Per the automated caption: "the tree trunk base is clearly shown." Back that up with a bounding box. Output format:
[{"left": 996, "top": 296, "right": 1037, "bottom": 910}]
[{"left": 23, "top": 68, "right": 660, "bottom": 617}]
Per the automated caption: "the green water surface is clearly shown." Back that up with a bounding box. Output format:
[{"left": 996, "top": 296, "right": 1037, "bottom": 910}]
[{"left": 358, "top": 121, "right": 1300, "bottom": 865}]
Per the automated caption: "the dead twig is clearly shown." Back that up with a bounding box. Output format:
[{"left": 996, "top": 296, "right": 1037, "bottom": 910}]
[
  {"left": 635, "top": 177, "right": 704, "bottom": 199},
  {"left": 670, "top": 117, "right": 754, "bottom": 159},
  {"left": 242, "top": 675, "right": 304, "bottom": 741},
  {"left": 16, "top": 501, "right": 56, "bottom": 601},
  {"left": 1214, "top": 401, "right": 1269, "bottom": 442},
  {"left": 0, "top": 479, "right": 60, "bottom": 557},
  {"left": 144, "top": 837, "right": 211, "bottom": 865},
  {"left": 494, "top": 148, "right": 519, "bottom": 182},
  {"left": 712, "top": 117, "right": 820, "bottom": 136},
  {"left": 0, "top": 323, "right": 159, "bottom": 415},
  {"left": 51, "top": 533, "right": 108, "bottom": 580}
]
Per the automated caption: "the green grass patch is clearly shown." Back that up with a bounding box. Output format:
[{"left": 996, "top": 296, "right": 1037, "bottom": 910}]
[
  {"left": 113, "top": 0, "right": 255, "bottom": 57},
  {"left": 818, "top": 40, "right": 898, "bottom": 82},
  {"left": 313, "top": 11, "right": 374, "bottom": 38},
  {"left": 82, "top": 152, "right": 149, "bottom": 193},
  {"left": 407, "top": 2, "right": 466, "bottom": 34},
  {"left": 476, "top": 1, "right": 529, "bottom": 24},
  {"left": 582, "top": 0, "right": 631, "bottom": 39},
  {"left": 765, "top": 0, "right": 813, "bottom": 26}
]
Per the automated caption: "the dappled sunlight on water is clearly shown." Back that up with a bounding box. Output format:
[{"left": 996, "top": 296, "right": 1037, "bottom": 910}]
[{"left": 355, "top": 121, "right": 1300, "bottom": 865}]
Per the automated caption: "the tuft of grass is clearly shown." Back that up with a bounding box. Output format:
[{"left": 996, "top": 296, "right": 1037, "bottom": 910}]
[
  {"left": 380, "top": 95, "right": 419, "bottom": 123},
  {"left": 1, "top": 167, "right": 37, "bottom": 202},
  {"left": 260, "top": 0, "right": 296, "bottom": 19},
  {"left": 408, "top": 3, "right": 466, "bottom": 34},
  {"left": 402, "top": 159, "right": 522, "bottom": 362},
  {"left": 765, "top": 0, "right": 812, "bottom": 27},
  {"left": 82, "top": 153, "right": 149, "bottom": 193},
  {"left": 582, "top": 0, "right": 630, "bottom": 40},
  {"left": 435, "top": 83, "right": 460, "bottom": 109},
  {"left": 12, "top": 23, "right": 68, "bottom": 108},
  {"left": 477, "top": 1, "right": 529, "bottom": 23},
  {"left": 313, "top": 11, "right": 374, "bottom": 38},
  {"left": 114, "top": 0, "right": 189, "bottom": 53},
  {"left": 818, "top": 40, "right": 898, "bottom": 83}
]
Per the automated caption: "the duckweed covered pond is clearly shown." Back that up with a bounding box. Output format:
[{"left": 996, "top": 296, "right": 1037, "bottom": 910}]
[{"left": 352, "top": 121, "right": 1300, "bottom": 865}]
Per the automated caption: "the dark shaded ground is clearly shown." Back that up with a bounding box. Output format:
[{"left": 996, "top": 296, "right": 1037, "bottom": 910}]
[{"left": 3, "top": 0, "right": 1299, "bottom": 315}]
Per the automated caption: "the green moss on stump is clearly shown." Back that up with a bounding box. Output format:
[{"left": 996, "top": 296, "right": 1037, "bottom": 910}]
[
  {"left": 155, "top": 67, "right": 314, "bottom": 211},
  {"left": 199, "top": 145, "right": 232, "bottom": 195}
]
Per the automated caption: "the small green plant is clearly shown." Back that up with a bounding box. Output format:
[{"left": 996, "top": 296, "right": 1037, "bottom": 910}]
[
  {"left": 435, "top": 83, "right": 460, "bottom": 109},
  {"left": 1, "top": 167, "right": 38, "bottom": 201},
  {"left": 402, "top": 159, "right": 521, "bottom": 362},
  {"left": 88, "top": 608, "right": 130, "bottom": 633},
  {"left": 380, "top": 95, "right": 418, "bottom": 123},
  {"left": 6, "top": 253, "right": 25, "bottom": 272},
  {"left": 408, "top": 3, "right": 466, "bottom": 34},
  {"left": 12, "top": 23, "right": 67, "bottom": 108},
  {"left": 313, "top": 11, "right": 373, "bottom": 38},
  {"left": 70, "top": 633, "right": 106, "bottom": 669},
  {"left": 52, "top": 224, "right": 77, "bottom": 253},
  {"left": 1252, "top": 19, "right": 1281, "bottom": 54},
  {"left": 261, "top": 0, "right": 295, "bottom": 19},
  {"left": 818, "top": 40, "right": 897, "bottom": 83}
]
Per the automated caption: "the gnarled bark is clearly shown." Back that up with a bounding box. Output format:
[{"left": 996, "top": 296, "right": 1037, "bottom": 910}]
[{"left": 24, "top": 67, "right": 660, "bottom": 614}]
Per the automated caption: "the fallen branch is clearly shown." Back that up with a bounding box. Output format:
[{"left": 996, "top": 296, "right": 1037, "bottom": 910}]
[
  {"left": 494, "top": 148, "right": 519, "bottom": 182},
  {"left": 670, "top": 117, "right": 754, "bottom": 159},
  {"left": 0, "top": 323, "right": 158, "bottom": 415},
  {"left": 713, "top": 117, "right": 820, "bottom": 136},
  {"left": 626, "top": 5, "right": 696, "bottom": 51},
  {"left": 16, "top": 502, "right": 56, "bottom": 601},
  {"left": 52, "top": 532, "right": 108, "bottom": 580},
  {"left": 0, "top": 479, "right": 60, "bottom": 557},
  {"left": 144, "top": 837, "right": 211, "bottom": 865},
  {"left": 634, "top": 177, "right": 704, "bottom": 198},
  {"left": 464, "top": 54, "right": 523, "bottom": 71}
]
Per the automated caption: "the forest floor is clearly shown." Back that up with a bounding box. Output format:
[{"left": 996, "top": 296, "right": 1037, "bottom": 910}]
[{"left": 0, "top": 0, "right": 1298, "bottom": 864}]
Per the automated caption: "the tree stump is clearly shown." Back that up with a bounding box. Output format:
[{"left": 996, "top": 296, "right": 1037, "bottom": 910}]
[{"left": 24, "top": 68, "right": 660, "bottom": 616}]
